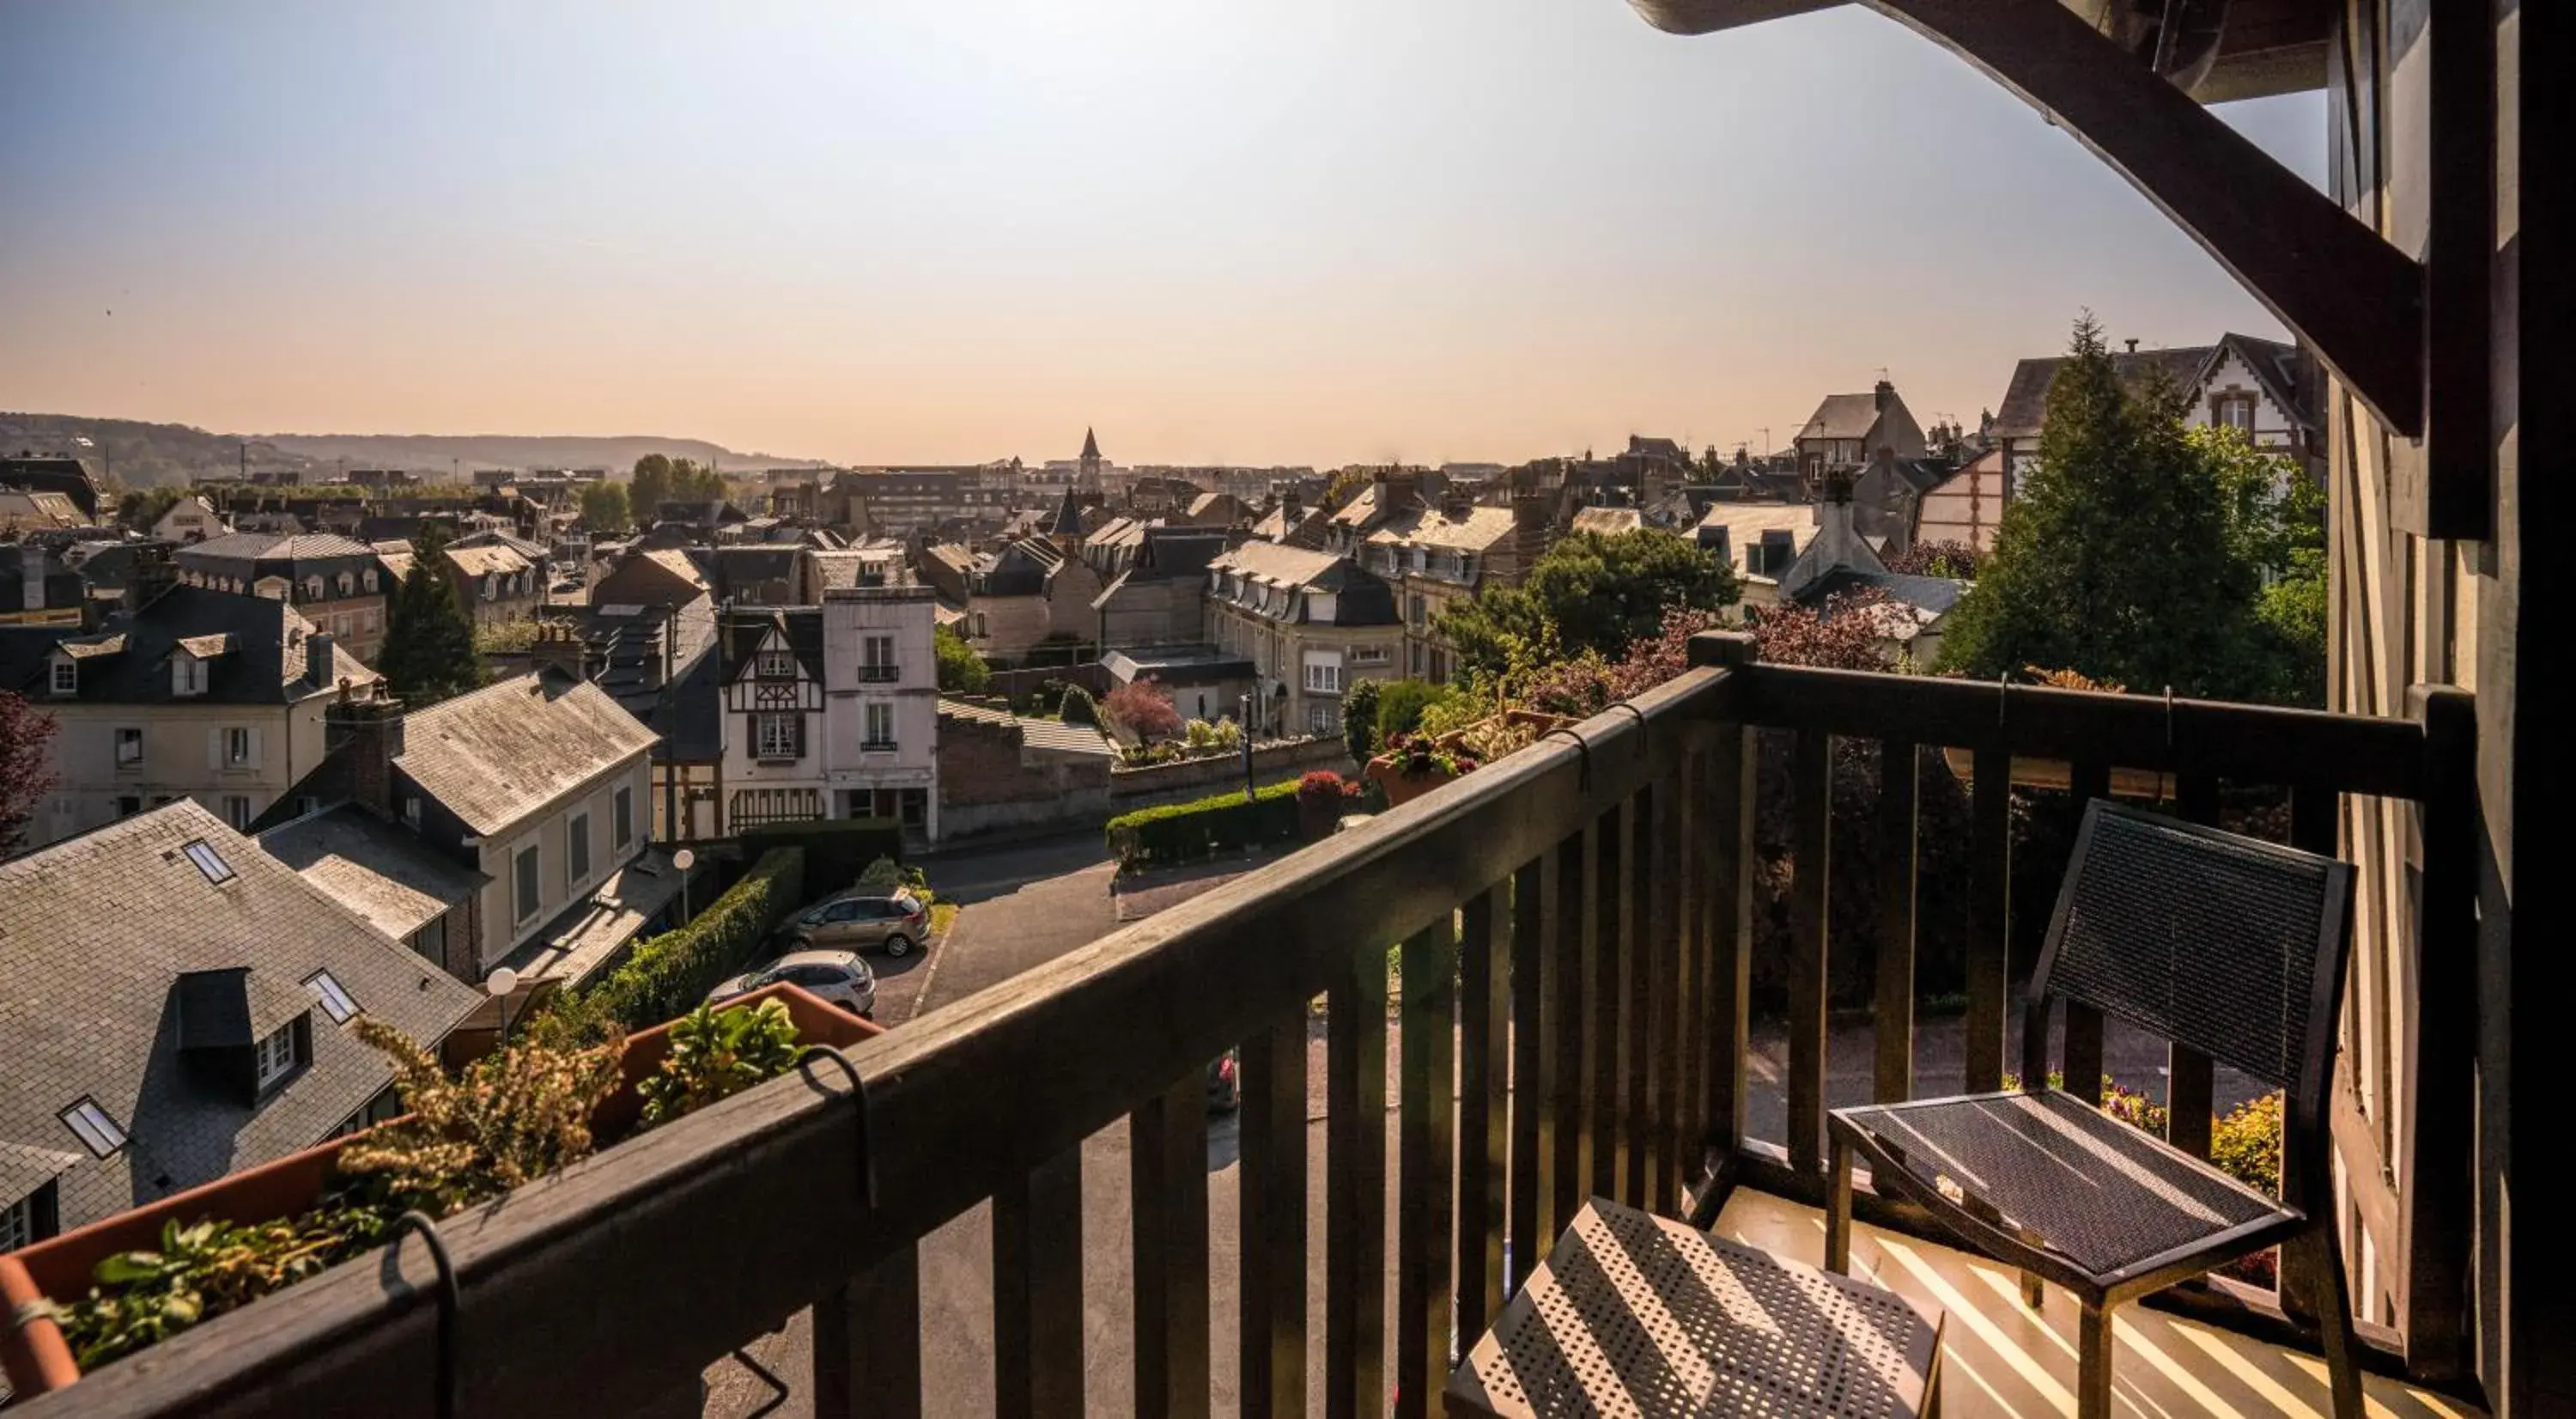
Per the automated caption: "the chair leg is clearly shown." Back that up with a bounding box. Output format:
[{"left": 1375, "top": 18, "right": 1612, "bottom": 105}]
[
  {"left": 1826, "top": 1134, "right": 1853, "bottom": 1274},
  {"left": 2293, "top": 1226, "right": 2366, "bottom": 1419},
  {"left": 2075, "top": 1299, "right": 2116, "bottom": 1419}
]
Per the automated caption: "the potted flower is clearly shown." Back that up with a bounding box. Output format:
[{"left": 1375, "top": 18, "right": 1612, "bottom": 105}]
[
  {"left": 0, "top": 984, "right": 877, "bottom": 1398},
  {"left": 1364, "top": 733, "right": 1481, "bottom": 808},
  {"left": 1294, "top": 769, "right": 1359, "bottom": 837}
]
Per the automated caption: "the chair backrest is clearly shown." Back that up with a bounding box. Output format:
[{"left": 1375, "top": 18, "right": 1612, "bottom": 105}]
[{"left": 2032, "top": 801, "right": 2354, "bottom": 1108}]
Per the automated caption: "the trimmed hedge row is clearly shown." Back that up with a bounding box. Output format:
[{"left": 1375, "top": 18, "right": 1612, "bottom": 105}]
[
  {"left": 741, "top": 818, "right": 902, "bottom": 892},
  {"left": 551, "top": 846, "right": 807, "bottom": 1035},
  {"left": 1105, "top": 781, "right": 1302, "bottom": 867}
]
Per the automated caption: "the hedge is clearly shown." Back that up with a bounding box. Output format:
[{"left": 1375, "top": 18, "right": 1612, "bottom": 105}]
[
  {"left": 547, "top": 846, "right": 807, "bottom": 1036},
  {"left": 741, "top": 817, "right": 902, "bottom": 892},
  {"left": 1105, "top": 781, "right": 1302, "bottom": 867}
]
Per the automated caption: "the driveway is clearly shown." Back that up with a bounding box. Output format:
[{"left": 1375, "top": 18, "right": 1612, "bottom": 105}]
[{"left": 900, "top": 831, "right": 1121, "bottom": 1019}]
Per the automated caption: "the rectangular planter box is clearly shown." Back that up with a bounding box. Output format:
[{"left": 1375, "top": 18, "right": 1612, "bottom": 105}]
[{"left": 0, "top": 983, "right": 878, "bottom": 1398}]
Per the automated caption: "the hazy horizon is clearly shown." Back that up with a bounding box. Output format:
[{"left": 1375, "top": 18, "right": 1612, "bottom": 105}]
[{"left": 0, "top": 1, "right": 2324, "bottom": 469}]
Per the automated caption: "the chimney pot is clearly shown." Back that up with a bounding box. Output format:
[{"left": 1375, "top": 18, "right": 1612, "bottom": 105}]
[
  {"left": 2125, "top": 338, "right": 2139, "bottom": 353},
  {"left": 307, "top": 631, "right": 335, "bottom": 689}
]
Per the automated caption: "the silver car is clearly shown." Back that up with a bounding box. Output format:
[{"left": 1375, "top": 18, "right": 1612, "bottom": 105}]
[
  {"left": 781, "top": 890, "right": 929, "bottom": 958},
  {"left": 706, "top": 949, "right": 878, "bottom": 1018}
]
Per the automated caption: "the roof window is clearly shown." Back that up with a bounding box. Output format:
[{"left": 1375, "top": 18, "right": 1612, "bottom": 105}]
[
  {"left": 61, "top": 1098, "right": 129, "bottom": 1157},
  {"left": 305, "top": 970, "right": 358, "bottom": 1024},
  {"left": 183, "top": 839, "right": 234, "bottom": 884}
]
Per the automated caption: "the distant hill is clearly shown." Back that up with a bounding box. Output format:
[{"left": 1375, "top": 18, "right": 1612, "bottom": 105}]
[{"left": 0, "top": 412, "right": 829, "bottom": 490}]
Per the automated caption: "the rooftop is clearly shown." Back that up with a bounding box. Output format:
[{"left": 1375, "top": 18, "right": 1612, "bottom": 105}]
[
  {"left": 396, "top": 673, "right": 659, "bottom": 836},
  {"left": 257, "top": 803, "right": 489, "bottom": 942}
]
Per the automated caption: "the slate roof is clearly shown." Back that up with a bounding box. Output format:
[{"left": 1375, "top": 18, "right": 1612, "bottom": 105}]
[
  {"left": 441, "top": 543, "right": 533, "bottom": 578},
  {"left": 0, "top": 545, "right": 83, "bottom": 615},
  {"left": 1571, "top": 507, "right": 1644, "bottom": 536},
  {"left": 1987, "top": 337, "right": 2308, "bottom": 439},
  {"left": 1364, "top": 502, "right": 1520, "bottom": 553},
  {"left": 397, "top": 673, "right": 659, "bottom": 837},
  {"left": 0, "top": 802, "right": 481, "bottom": 1230},
  {"left": 1796, "top": 393, "right": 1886, "bottom": 442},
  {"left": 175, "top": 531, "right": 377, "bottom": 566},
  {"left": 805, "top": 548, "right": 902, "bottom": 593},
  {"left": 592, "top": 546, "right": 712, "bottom": 607},
  {"left": 1802, "top": 568, "right": 1968, "bottom": 618},
  {"left": 258, "top": 804, "right": 489, "bottom": 942},
  {"left": 703, "top": 545, "right": 802, "bottom": 600},
  {"left": 0, "top": 585, "right": 377, "bottom": 704},
  {"left": 1206, "top": 541, "right": 1398, "bottom": 625}
]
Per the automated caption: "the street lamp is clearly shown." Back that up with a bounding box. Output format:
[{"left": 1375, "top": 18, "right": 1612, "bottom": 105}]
[
  {"left": 1239, "top": 691, "right": 1257, "bottom": 803},
  {"left": 672, "top": 846, "right": 697, "bottom": 923},
  {"left": 484, "top": 966, "right": 521, "bottom": 1050}
]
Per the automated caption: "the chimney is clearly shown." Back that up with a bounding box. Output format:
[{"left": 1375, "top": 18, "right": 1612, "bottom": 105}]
[
  {"left": 2125, "top": 338, "right": 2139, "bottom": 354},
  {"left": 528, "top": 619, "right": 591, "bottom": 682},
  {"left": 125, "top": 544, "right": 179, "bottom": 612},
  {"left": 306, "top": 631, "right": 336, "bottom": 690},
  {"left": 1874, "top": 379, "right": 1895, "bottom": 414},
  {"left": 331, "top": 694, "right": 406, "bottom": 819}
]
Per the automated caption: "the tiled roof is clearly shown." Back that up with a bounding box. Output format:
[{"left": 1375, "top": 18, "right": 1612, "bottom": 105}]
[
  {"left": 937, "top": 698, "right": 1118, "bottom": 758},
  {"left": 441, "top": 544, "right": 533, "bottom": 577},
  {"left": 398, "top": 673, "right": 659, "bottom": 836},
  {"left": 1990, "top": 345, "right": 2216, "bottom": 437},
  {"left": 258, "top": 804, "right": 489, "bottom": 942},
  {"left": 175, "top": 531, "right": 377, "bottom": 564},
  {"left": 1797, "top": 393, "right": 1885, "bottom": 442},
  {"left": 0, "top": 802, "right": 481, "bottom": 1230},
  {"left": 1364, "top": 502, "right": 1519, "bottom": 553},
  {"left": 0, "top": 585, "right": 378, "bottom": 705},
  {"left": 1571, "top": 507, "right": 1644, "bottom": 536}
]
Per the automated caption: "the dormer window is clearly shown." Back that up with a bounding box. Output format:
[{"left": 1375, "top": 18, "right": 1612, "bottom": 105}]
[
  {"left": 173, "top": 655, "right": 206, "bottom": 697},
  {"left": 50, "top": 657, "right": 76, "bottom": 695},
  {"left": 363, "top": 569, "right": 380, "bottom": 592},
  {"left": 254, "top": 1021, "right": 299, "bottom": 1089},
  {"left": 304, "top": 576, "right": 325, "bottom": 601}
]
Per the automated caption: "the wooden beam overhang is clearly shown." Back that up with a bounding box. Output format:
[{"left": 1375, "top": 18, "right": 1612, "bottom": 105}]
[{"left": 1629, "top": 0, "right": 2427, "bottom": 438}]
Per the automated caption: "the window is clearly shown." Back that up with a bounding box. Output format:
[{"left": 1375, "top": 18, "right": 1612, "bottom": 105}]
[
  {"left": 117, "top": 795, "right": 142, "bottom": 819},
  {"left": 304, "top": 576, "right": 325, "bottom": 601},
  {"left": 336, "top": 572, "right": 354, "bottom": 597},
  {"left": 865, "top": 702, "right": 896, "bottom": 748},
  {"left": 756, "top": 649, "right": 797, "bottom": 679},
  {"left": 3, "top": 1189, "right": 39, "bottom": 1252},
  {"left": 1303, "top": 661, "right": 1340, "bottom": 694},
  {"left": 568, "top": 811, "right": 592, "bottom": 885},
  {"left": 223, "top": 795, "right": 253, "bottom": 830},
  {"left": 483, "top": 573, "right": 499, "bottom": 600},
  {"left": 363, "top": 569, "right": 380, "bottom": 593},
  {"left": 613, "top": 786, "right": 634, "bottom": 850},
  {"left": 173, "top": 654, "right": 205, "bottom": 695},
  {"left": 254, "top": 1023, "right": 298, "bottom": 1089},
  {"left": 225, "top": 727, "right": 254, "bottom": 767},
  {"left": 514, "top": 843, "right": 542, "bottom": 923},
  {"left": 183, "top": 839, "right": 234, "bottom": 884},
  {"left": 756, "top": 713, "right": 801, "bottom": 759},
  {"left": 50, "top": 658, "right": 77, "bottom": 695},
  {"left": 404, "top": 796, "right": 422, "bottom": 828},
  {"left": 116, "top": 727, "right": 144, "bottom": 766},
  {"left": 1407, "top": 594, "right": 1426, "bottom": 628},
  {"left": 1307, "top": 702, "right": 1340, "bottom": 735},
  {"left": 60, "top": 1099, "right": 127, "bottom": 1157},
  {"left": 408, "top": 912, "right": 447, "bottom": 967},
  {"left": 307, "top": 970, "right": 358, "bottom": 1023}
]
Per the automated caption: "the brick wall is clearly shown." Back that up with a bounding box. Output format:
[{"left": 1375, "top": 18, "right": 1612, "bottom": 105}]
[{"left": 1106, "top": 737, "right": 1353, "bottom": 808}]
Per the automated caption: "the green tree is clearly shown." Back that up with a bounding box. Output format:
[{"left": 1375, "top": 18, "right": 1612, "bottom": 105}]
[
  {"left": 1935, "top": 315, "right": 2269, "bottom": 700},
  {"left": 2197, "top": 424, "right": 2329, "bottom": 705},
  {"left": 1371, "top": 679, "right": 1451, "bottom": 742},
  {"left": 378, "top": 526, "right": 483, "bottom": 706},
  {"left": 1438, "top": 528, "right": 1737, "bottom": 682},
  {"left": 579, "top": 480, "right": 632, "bottom": 534},
  {"left": 1341, "top": 678, "right": 1382, "bottom": 761},
  {"left": 933, "top": 625, "right": 990, "bottom": 693},
  {"left": 115, "top": 485, "right": 186, "bottom": 532},
  {"left": 630, "top": 454, "right": 674, "bottom": 515}
]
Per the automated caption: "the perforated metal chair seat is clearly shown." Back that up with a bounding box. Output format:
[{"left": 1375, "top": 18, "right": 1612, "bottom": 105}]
[
  {"left": 1832, "top": 1090, "right": 2291, "bottom": 1281},
  {"left": 1449, "top": 1198, "right": 1944, "bottom": 1418}
]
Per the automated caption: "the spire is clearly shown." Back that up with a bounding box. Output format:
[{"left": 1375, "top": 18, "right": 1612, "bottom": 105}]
[{"left": 1080, "top": 427, "right": 1101, "bottom": 461}]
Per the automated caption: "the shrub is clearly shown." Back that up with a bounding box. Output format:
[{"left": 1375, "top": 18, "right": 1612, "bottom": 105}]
[
  {"left": 1105, "top": 781, "right": 1302, "bottom": 867},
  {"left": 337, "top": 1018, "right": 627, "bottom": 1216},
  {"left": 1372, "top": 679, "right": 1451, "bottom": 742},
  {"left": 639, "top": 997, "right": 803, "bottom": 1128},
  {"left": 548, "top": 847, "right": 806, "bottom": 1035},
  {"left": 1060, "top": 685, "right": 1100, "bottom": 726},
  {"left": 741, "top": 818, "right": 900, "bottom": 891},
  {"left": 855, "top": 854, "right": 905, "bottom": 892},
  {"left": 934, "top": 624, "right": 990, "bottom": 693},
  {"left": 1104, "top": 679, "right": 1183, "bottom": 740},
  {"left": 1297, "top": 770, "right": 1357, "bottom": 804},
  {"left": 1343, "top": 679, "right": 1382, "bottom": 760}
]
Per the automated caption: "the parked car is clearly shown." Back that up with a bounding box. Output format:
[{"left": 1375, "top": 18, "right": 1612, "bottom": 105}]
[
  {"left": 706, "top": 949, "right": 878, "bottom": 1018},
  {"left": 781, "top": 890, "right": 929, "bottom": 958}
]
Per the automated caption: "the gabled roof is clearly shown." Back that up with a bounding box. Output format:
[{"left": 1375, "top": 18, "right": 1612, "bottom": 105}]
[
  {"left": 441, "top": 543, "right": 533, "bottom": 578},
  {"left": 175, "top": 531, "right": 377, "bottom": 565},
  {"left": 1987, "top": 337, "right": 2309, "bottom": 439},
  {"left": 1364, "top": 502, "right": 1520, "bottom": 553},
  {"left": 0, "top": 802, "right": 481, "bottom": 1230},
  {"left": 591, "top": 546, "right": 712, "bottom": 607},
  {"left": 1206, "top": 542, "right": 1399, "bottom": 625},
  {"left": 1571, "top": 507, "right": 1645, "bottom": 536},
  {"left": 397, "top": 673, "right": 659, "bottom": 836},
  {"left": 719, "top": 606, "right": 825, "bottom": 684},
  {"left": 1796, "top": 393, "right": 1885, "bottom": 442},
  {"left": 259, "top": 804, "right": 490, "bottom": 942}
]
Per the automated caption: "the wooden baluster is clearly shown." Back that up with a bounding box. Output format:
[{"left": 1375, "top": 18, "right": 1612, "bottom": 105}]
[
  {"left": 2402, "top": 685, "right": 2476, "bottom": 1379},
  {"left": 2061, "top": 760, "right": 2111, "bottom": 1105},
  {"left": 1327, "top": 938, "right": 1391, "bottom": 1419},
  {"left": 1506, "top": 860, "right": 1545, "bottom": 1297},
  {"left": 813, "top": 1245, "right": 922, "bottom": 1419},
  {"left": 994, "top": 1149, "right": 1085, "bottom": 1419},
  {"left": 1874, "top": 739, "right": 1918, "bottom": 1104},
  {"left": 1588, "top": 802, "right": 1624, "bottom": 1200},
  {"left": 2166, "top": 775, "right": 2221, "bottom": 1158},
  {"left": 1646, "top": 757, "right": 1686, "bottom": 1213},
  {"left": 1549, "top": 829, "right": 1588, "bottom": 1239},
  {"left": 1621, "top": 784, "right": 1656, "bottom": 1209},
  {"left": 1239, "top": 1008, "right": 1308, "bottom": 1419},
  {"left": 1133, "top": 1074, "right": 1212, "bottom": 1419},
  {"left": 1456, "top": 883, "right": 1511, "bottom": 1331},
  {"left": 1788, "top": 730, "right": 1832, "bottom": 1172},
  {"left": 1966, "top": 742, "right": 2012, "bottom": 1093},
  {"left": 1396, "top": 917, "right": 1459, "bottom": 1418},
  {"left": 2273, "top": 777, "right": 2339, "bottom": 1325},
  {"left": 1670, "top": 746, "right": 1705, "bottom": 1209},
  {"left": 1689, "top": 726, "right": 1755, "bottom": 1227}
]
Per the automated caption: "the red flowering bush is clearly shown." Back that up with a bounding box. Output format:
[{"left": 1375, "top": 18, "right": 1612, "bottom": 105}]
[
  {"left": 1103, "top": 678, "right": 1183, "bottom": 740},
  {"left": 1297, "top": 770, "right": 1358, "bottom": 804}
]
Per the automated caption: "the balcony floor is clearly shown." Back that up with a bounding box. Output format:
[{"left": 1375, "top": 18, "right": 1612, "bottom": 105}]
[
  {"left": 1712, "top": 1189, "right": 2481, "bottom": 1419},
  {"left": 702, "top": 1100, "right": 2482, "bottom": 1418}
]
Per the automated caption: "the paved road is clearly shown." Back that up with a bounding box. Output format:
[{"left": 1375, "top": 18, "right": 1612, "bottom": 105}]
[{"left": 904, "top": 832, "right": 1121, "bottom": 1018}]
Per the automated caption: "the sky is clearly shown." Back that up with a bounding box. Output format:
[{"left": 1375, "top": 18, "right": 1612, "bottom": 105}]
[{"left": 0, "top": 0, "right": 2324, "bottom": 468}]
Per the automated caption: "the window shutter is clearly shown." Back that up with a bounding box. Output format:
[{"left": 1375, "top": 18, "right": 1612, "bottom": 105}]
[
  {"left": 245, "top": 728, "right": 263, "bottom": 768},
  {"left": 207, "top": 728, "right": 222, "bottom": 771},
  {"left": 793, "top": 716, "right": 807, "bottom": 759}
]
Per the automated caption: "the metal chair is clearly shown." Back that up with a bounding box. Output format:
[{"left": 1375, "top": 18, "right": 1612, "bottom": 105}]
[{"left": 1822, "top": 800, "right": 2363, "bottom": 1419}]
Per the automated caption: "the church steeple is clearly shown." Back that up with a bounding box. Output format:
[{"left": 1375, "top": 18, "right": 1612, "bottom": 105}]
[{"left": 1078, "top": 427, "right": 1103, "bottom": 490}]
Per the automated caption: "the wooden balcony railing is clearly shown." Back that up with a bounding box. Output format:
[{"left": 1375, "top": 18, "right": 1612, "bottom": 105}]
[{"left": 33, "top": 633, "right": 2478, "bottom": 1418}]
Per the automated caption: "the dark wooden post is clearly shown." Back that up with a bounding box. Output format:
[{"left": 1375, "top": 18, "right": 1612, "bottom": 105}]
[
  {"left": 993, "top": 1150, "right": 1085, "bottom": 1419},
  {"left": 1966, "top": 741, "right": 2013, "bottom": 1093},
  {"left": 1326, "top": 938, "right": 1391, "bottom": 1419},
  {"left": 1395, "top": 917, "right": 1459, "bottom": 1417},
  {"left": 1788, "top": 730, "right": 1832, "bottom": 1172},
  {"left": 1132, "top": 1075, "right": 1212, "bottom": 1419},
  {"left": 1874, "top": 739, "right": 1918, "bottom": 1104},
  {"left": 2402, "top": 684, "right": 2476, "bottom": 1379},
  {"left": 1455, "top": 882, "right": 1511, "bottom": 1332},
  {"left": 1238, "top": 1008, "right": 1308, "bottom": 1419}
]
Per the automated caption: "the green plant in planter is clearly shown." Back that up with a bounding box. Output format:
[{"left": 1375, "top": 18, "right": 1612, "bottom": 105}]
[
  {"left": 641, "top": 999, "right": 803, "bottom": 1127},
  {"left": 49, "top": 1206, "right": 388, "bottom": 1370},
  {"left": 335, "top": 1017, "right": 628, "bottom": 1219},
  {"left": 1382, "top": 732, "right": 1478, "bottom": 779}
]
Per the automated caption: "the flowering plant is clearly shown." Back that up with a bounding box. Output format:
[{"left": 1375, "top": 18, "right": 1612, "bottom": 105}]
[{"left": 1384, "top": 732, "right": 1479, "bottom": 778}]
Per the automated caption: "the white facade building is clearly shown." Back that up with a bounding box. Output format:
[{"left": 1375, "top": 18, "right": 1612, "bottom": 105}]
[{"left": 715, "top": 583, "right": 942, "bottom": 842}]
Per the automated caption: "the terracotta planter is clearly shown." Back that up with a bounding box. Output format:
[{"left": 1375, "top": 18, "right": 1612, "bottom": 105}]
[
  {"left": 1364, "top": 753, "right": 1458, "bottom": 807},
  {"left": 1939, "top": 746, "right": 2174, "bottom": 801},
  {"left": 0, "top": 983, "right": 878, "bottom": 1398},
  {"left": 1296, "top": 796, "right": 1349, "bottom": 839}
]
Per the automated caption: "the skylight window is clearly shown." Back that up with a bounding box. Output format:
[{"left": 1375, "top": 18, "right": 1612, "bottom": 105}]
[
  {"left": 183, "top": 840, "right": 234, "bottom": 884},
  {"left": 61, "top": 1099, "right": 128, "bottom": 1157},
  {"left": 306, "top": 970, "right": 358, "bottom": 1024}
]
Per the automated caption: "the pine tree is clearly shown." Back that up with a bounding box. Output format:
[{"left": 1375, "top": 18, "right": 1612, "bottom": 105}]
[
  {"left": 378, "top": 525, "right": 483, "bottom": 706},
  {"left": 1936, "top": 314, "right": 2265, "bottom": 699}
]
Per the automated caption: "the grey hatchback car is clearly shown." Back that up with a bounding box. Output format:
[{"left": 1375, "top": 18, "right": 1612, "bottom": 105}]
[{"left": 781, "top": 889, "right": 929, "bottom": 958}]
